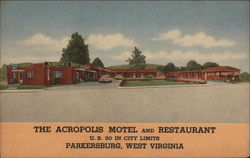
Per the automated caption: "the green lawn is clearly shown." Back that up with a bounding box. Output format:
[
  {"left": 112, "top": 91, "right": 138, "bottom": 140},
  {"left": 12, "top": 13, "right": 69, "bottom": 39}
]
[
  {"left": 122, "top": 80, "right": 192, "bottom": 87},
  {"left": 0, "top": 81, "right": 9, "bottom": 90},
  {"left": 0, "top": 85, "right": 9, "bottom": 90}
]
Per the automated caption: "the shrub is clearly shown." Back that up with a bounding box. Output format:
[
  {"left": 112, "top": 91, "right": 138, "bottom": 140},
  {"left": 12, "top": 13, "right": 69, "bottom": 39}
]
[
  {"left": 240, "top": 72, "right": 250, "bottom": 82},
  {"left": 11, "top": 78, "right": 17, "bottom": 84},
  {"left": 165, "top": 77, "right": 175, "bottom": 81},
  {"left": 84, "top": 77, "right": 98, "bottom": 81},
  {"left": 73, "top": 77, "right": 79, "bottom": 84}
]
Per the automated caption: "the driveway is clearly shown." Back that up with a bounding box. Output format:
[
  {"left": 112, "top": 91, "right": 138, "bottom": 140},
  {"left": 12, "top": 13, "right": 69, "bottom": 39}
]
[
  {"left": 48, "top": 80, "right": 121, "bottom": 91},
  {"left": 0, "top": 82, "right": 249, "bottom": 123}
]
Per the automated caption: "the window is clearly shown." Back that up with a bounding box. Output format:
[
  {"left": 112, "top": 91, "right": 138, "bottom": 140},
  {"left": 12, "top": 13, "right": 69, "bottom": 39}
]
[
  {"left": 53, "top": 71, "right": 63, "bottom": 78},
  {"left": 19, "top": 72, "right": 23, "bottom": 80},
  {"left": 27, "top": 71, "right": 34, "bottom": 78}
]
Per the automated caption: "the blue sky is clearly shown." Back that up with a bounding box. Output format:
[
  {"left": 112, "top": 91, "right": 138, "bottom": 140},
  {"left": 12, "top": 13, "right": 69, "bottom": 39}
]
[{"left": 1, "top": 1, "right": 249, "bottom": 71}]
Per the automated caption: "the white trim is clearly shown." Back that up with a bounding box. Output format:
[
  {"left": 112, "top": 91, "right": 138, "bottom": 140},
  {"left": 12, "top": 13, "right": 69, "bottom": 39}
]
[
  {"left": 12, "top": 70, "right": 24, "bottom": 72},
  {"left": 87, "top": 70, "right": 96, "bottom": 73},
  {"left": 74, "top": 68, "right": 86, "bottom": 71}
]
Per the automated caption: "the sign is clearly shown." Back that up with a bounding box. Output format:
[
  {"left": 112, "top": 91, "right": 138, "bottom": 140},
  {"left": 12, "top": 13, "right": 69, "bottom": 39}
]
[
  {"left": 44, "top": 62, "right": 71, "bottom": 67},
  {"left": 44, "top": 62, "right": 88, "bottom": 69},
  {"left": 10, "top": 63, "right": 33, "bottom": 68}
]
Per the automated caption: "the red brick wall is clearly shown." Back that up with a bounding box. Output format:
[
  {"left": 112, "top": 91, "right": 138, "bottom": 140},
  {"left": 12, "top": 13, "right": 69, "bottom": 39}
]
[
  {"left": 7, "top": 64, "right": 75, "bottom": 86},
  {"left": 23, "top": 63, "right": 45, "bottom": 86},
  {"left": 7, "top": 64, "right": 45, "bottom": 86},
  {"left": 47, "top": 67, "right": 73, "bottom": 85},
  {"left": 6, "top": 66, "right": 13, "bottom": 84}
]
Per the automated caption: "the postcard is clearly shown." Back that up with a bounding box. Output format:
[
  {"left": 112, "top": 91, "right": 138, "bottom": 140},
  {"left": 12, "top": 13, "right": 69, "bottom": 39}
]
[{"left": 0, "top": 1, "right": 249, "bottom": 157}]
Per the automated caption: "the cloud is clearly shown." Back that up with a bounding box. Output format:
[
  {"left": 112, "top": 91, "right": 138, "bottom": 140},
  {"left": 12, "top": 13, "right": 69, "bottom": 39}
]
[
  {"left": 143, "top": 50, "right": 248, "bottom": 62},
  {"left": 19, "top": 33, "right": 70, "bottom": 51},
  {"left": 152, "top": 29, "right": 235, "bottom": 48},
  {"left": 86, "top": 33, "right": 138, "bottom": 50},
  {"left": 111, "top": 51, "right": 131, "bottom": 61},
  {"left": 1, "top": 55, "right": 61, "bottom": 65},
  {"left": 109, "top": 49, "right": 248, "bottom": 65}
]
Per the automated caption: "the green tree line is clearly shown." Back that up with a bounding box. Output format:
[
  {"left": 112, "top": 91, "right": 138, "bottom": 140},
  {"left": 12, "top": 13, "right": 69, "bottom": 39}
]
[{"left": 156, "top": 60, "right": 219, "bottom": 73}]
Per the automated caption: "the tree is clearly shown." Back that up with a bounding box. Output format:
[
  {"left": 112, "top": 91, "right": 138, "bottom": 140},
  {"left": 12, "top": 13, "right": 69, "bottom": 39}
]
[
  {"left": 0, "top": 64, "right": 7, "bottom": 81},
  {"left": 126, "top": 47, "right": 146, "bottom": 65},
  {"left": 202, "top": 62, "right": 219, "bottom": 69},
  {"left": 92, "top": 57, "right": 104, "bottom": 67},
  {"left": 186, "top": 60, "right": 202, "bottom": 70},
  {"left": 179, "top": 66, "right": 186, "bottom": 71},
  {"left": 60, "top": 32, "right": 90, "bottom": 64},
  {"left": 164, "top": 63, "right": 177, "bottom": 72},
  {"left": 156, "top": 65, "right": 165, "bottom": 72},
  {"left": 240, "top": 72, "right": 250, "bottom": 82}
]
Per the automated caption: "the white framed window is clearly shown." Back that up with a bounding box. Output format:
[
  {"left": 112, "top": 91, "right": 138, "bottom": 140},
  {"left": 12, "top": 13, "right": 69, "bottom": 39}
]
[
  {"left": 53, "top": 71, "right": 63, "bottom": 78},
  {"left": 27, "top": 71, "right": 34, "bottom": 78}
]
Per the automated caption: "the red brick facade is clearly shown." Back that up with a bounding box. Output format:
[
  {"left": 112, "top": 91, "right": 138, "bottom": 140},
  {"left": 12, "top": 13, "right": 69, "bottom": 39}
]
[
  {"left": 7, "top": 62, "right": 239, "bottom": 86},
  {"left": 6, "top": 62, "right": 158, "bottom": 86},
  {"left": 7, "top": 62, "right": 95, "bottom": 86}
]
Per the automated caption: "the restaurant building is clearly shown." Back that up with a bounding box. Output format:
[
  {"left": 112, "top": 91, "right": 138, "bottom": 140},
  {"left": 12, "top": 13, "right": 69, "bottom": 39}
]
[
  {"left": 6, "top": 62, "right": 97, "bottom": 86},
  {"left": 6, "top": 62, "right": 157, "bottom": 86},
  {"left": 166, "top": 66, "right": 240, "bottom": 81}
]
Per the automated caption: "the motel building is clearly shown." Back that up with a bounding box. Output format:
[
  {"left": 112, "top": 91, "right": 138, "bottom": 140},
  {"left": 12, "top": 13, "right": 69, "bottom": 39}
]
[
  {"left": 6, "top": 62, "right": 158, "bottom": 86},
  {"left": 165, "top": 66, "right": 241, "bottom": 81},
  {"left": 7, "top": 62, "right": 240, "bottom": 86},
  {"left": 109, "top": 69, "right": 157, "bottom": 79},
  {"left": 85, "top": 63, "right": 114, "bottom": 78}
]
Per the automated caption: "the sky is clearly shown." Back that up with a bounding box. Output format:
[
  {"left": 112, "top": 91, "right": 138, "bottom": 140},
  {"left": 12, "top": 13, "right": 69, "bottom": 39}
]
[{"left": 1, "top": 1, "right": 249, "bottom": 72}]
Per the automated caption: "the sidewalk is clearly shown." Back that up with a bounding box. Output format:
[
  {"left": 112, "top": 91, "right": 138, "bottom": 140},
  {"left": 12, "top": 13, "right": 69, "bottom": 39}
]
[{"left": 0, "top": 89, "right": 44, "bottom": 93}]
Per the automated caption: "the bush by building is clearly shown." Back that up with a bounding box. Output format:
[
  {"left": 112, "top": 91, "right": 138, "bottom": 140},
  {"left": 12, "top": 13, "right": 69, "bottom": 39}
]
[{"left": 240, "top": 72, "right": 250, "bottom": 82}]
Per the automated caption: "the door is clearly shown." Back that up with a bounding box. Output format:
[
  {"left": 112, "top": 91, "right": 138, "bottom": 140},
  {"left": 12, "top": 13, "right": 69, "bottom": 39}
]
[
  {"left": 12, "top": 72, "right": 17, "bottom": 83},
  {"left": 19, "top": 72, "right": 23, "bottom": 84},
  {"left": 76, "top": 72, "right": 79, "bottom": 81}
]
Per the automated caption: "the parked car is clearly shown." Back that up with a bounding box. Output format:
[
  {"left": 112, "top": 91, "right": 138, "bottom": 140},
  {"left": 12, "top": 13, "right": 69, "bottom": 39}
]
[
  {"left": 115, "top": 75, "right": 124, "bottom": 80},
  {"left": 99, "top": 75, "right": 113, "bottom": 83}
]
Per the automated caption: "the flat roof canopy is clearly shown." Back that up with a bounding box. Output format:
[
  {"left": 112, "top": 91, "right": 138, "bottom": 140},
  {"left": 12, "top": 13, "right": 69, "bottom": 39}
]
[{"left": 74, "top": 68, "right": 86, "bottom": 71}]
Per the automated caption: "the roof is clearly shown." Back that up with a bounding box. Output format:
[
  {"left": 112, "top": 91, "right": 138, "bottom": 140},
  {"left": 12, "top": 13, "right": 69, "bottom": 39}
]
[
  {"left": 84, "top": 63, "right": 104, "bottom": 69},
  {"left": 84, "top": 63, "right": 113, "bottom": 72},
  {"left": 168, "top": 70, "right": 202, "bottom": 73},
  {"left": 110, "top": 68, "right": 157, "bottom": 73},
  {"left": 203, "top": 66, "right": 240, "bottom": 72}
]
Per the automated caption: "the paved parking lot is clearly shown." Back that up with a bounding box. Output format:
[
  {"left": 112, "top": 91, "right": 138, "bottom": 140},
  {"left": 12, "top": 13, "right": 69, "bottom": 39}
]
[
  {"left": 0, "top": 81, "right": 249, "bottom": 123},
  {"left": 49, "top": 80, "right": 121, "bottom": 90}
]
